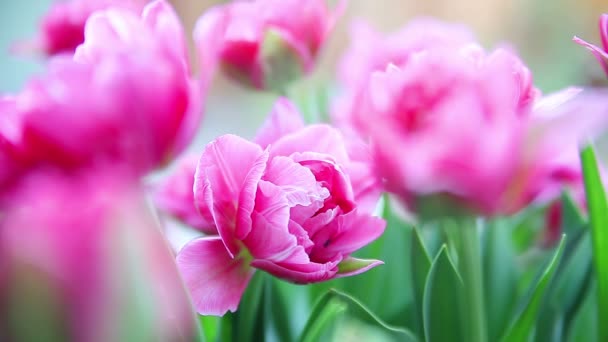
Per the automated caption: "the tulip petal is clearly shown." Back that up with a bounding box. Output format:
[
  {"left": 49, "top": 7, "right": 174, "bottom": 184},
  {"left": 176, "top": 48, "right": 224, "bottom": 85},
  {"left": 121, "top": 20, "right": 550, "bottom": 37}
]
[
  {"left": 270, "top": 124, "right": 350, "bottom": 164},
  {"left": 309, "top": 211, "right": 386, "bottom": 262},
  {"left": 244, "top": 181, "right": 309, "bottom": 263},
  {"left": 194, "top": 135, "right": 268, "bottom": 255},
  {"left": 264, "top": 155, "right": 327, "bottom": 207},
  {"left": 251, "top": 259, "right": 338, "bottom": 284},
  {"left": 176, "top": 237, "right": 254, "bottom": 316},
  {"left": 336, "top": 257, "right": 384, "bottom": 277},
  {"left": 573, "top": 36, "right": 608, "bottom": 76},
  {"left": 142, "top": 0, "right": 189, "bottom": 70},
  {"left": 153, "top": 154, "right": 216, "bottom": 234},
  {"left": 254, "top": 98, "right": 305, "bottom": 148}
]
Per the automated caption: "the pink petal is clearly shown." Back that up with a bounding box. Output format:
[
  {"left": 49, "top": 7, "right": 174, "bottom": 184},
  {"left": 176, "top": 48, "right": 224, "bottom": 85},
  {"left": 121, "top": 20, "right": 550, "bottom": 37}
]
[
  {"left": 345, "top": 157, "right": 382, "bottom": 214},
  {"left": 251, "top": 259, "right": 339, "bottom": 284},
  {"left": 176, "top": 237, "right": 254, "bottom": 316},
  {"left": 335, "top": 257, "right": 384, "bottom": 278},
  {"left": 194, "top": 135, "right": 268, "bottom": 255},
  {"left": 142, "top": 0, "right": 190, "bottom": 71},
  {"left": 243, "top": 181, "right": 309, "bottom": 263},
  {"left": 270, "top": 124, "right": 350, "bottom": 164},
  {"left": 254, "top": 98, "right": 305, "bottom": 148},
  {"left": 574, "top": 36, "right": 608, "bottom": 76},
  {"left": 309, "top": 211, "right": 386, "bottom": 263},
  {"left": 600, "top": 14, "right": 608, "bottom": 53},
  {"left": 264, "top": 155, "right": 328, "bottom": 207},
  {"left": 153, "top": 155, "right": 216, "bottom": 234}
]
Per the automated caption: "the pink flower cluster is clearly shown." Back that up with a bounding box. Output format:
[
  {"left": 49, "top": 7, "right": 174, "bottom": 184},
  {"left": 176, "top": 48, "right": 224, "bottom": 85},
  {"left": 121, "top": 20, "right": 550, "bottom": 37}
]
[{"left": 3, "top": 0, "right": 608, "bottom": 329}]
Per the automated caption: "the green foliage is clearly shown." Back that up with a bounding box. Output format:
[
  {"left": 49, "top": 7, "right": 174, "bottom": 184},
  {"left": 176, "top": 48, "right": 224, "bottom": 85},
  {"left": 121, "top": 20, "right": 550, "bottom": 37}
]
[{"left": 581, "top": 145, "right": 608, "bottom": 342}]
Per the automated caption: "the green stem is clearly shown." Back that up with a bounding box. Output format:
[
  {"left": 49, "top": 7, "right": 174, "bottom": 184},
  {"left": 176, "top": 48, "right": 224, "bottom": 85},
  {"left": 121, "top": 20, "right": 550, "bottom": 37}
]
[{"left": 457, "top": 219, "right": 487, "bottom": 342}]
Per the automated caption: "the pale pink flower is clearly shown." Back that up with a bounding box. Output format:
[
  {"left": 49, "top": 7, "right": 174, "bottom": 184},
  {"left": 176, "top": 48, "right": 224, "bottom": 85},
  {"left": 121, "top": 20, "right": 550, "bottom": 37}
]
[
  {"left": 0, "top": 167, "right": 196, "bottom": 342},
  {"left": 175, "top": 98, "right": 384, "bottom": 316},
  {"left": 351, "top": 40, "right": 608, "bottom": 217},
  {"left": 4, "top": 0, "right": 200, "bottom": 178},
  {"left": 574, "top": 14, "right": 608, "bottom": 76},
  {"left": 194, "top": 0, "right": 345, "bottom": 90},
  {"left": 22, "top": 0, "right": 147, "bottom": 56}
]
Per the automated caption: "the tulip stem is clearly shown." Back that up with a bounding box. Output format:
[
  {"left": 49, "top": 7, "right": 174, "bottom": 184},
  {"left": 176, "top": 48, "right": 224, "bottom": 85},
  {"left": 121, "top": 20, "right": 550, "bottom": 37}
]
[{"left": 457, "top": 218, "right": 487, "bottom": 342}]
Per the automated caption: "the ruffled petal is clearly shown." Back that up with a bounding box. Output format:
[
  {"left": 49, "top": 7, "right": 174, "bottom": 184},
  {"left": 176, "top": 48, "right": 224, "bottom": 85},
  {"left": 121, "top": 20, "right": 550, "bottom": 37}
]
[
  {"left": 194, "top": 135, "right": 268, "bottom": 255},
  {"left": 251, "top": 259, "right": 339, "bottom": 284},
  {"left": 176, "top": 237, "right": 254, "bottom": 316},
  {"left": 243, "top": 181, "right": 309, "bottom": 263}
]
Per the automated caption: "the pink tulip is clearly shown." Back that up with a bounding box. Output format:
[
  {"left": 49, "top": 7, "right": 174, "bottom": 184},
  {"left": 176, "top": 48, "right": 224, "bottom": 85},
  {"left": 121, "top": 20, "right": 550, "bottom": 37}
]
[
  {"left": 194, "top": 0, "right": 345, "bottom": 90},
  {"left": 5, "top": 0, "right": 200, "bottom": 179},
  {"left": 0, "top": 167, "right": 196, "bottom": 342},
  {"left": 574, "top": 14, "right": 608, "bottom": 76},
  {"left": 349, "top": 35, "right": 608, "bottom": 217},
  {"left": 332, "top": 19, "right": 477, "bottom": 128},
  {"left": 175, "top": 98, "right": 384, "bottom": 316},
  {"left": 22, "top": 0, "right": 147, "bottom": 56}
]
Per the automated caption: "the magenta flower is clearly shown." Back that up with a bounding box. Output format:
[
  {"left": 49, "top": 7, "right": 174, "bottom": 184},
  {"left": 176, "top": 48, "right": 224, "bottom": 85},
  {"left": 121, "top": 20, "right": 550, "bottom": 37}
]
[
  {"left": 349, "top": 38, "right": 608, "bottom": 217},
  {"left": 175, "top": 98, "right": 385, "bottom": 316},
  {"left": 4, "top": 0, "right": 200, "bottom": 179},
  {"left": 574, "top": 14, "right": 608, "bottom": 76},
  {"left": 194, "top": 0, "right": 345, "bottom": 90},
  {"left": 0, "top": 167, "right": 196, "bottom": 342},
  {"left": 25, "top": 0, "right": 147, "bottom": 56}
]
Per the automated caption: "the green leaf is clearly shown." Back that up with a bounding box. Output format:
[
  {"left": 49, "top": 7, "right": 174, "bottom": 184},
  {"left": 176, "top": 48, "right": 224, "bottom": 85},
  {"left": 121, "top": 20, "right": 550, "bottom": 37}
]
[
  {"left": 265, "top": 278, "right": 294, "bottom": 342},
  {"left": 231, "top": 272, "right": 265, "bottom": 342},
  {"left": 500, "top": 235, "right": 566, "bottom": 342},
  {"left": 566, "top": 284, "right": 598, "bottom": 342},
  {"left": 535, "top": 230, "right": 592, "bottom": 342},
  {"left": 580, "top": 145, "right": 608, "bottom": 342},
  {"left": 423, "top": 245, "right": 464, "bottom": 342},
  {"left": 343, "top": 196, "right": 414, "bottom": 325},
  {"left": 411, "top": 227, "right": 431, "bottom": 338},
  {"left": 483, "top": 219, "right": 518, "bottom": 342},
  {"left": 559, "top": 190, "right": 586, "bottom": 235},
  {"left": 298, "top": 289, "right": 418, "bottom": 342},
  {"left": 337, "top": 257, "right": 381, "bottom": 275}
]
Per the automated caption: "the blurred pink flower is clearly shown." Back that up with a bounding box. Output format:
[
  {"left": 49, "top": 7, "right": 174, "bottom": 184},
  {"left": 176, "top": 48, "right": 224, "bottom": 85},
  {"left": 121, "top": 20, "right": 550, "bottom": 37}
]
[
  {"left": 0, "top": 167, "right": 196, "bottom": 342},
  {"left": 3, "top": 0, "right": 200, "bottom": 182},
  {"left": 24, "top": 0, "right": 147, "bottom": 56},
  {"left": 349, "top": 38, "right": 608, "bottom": 217},
  {"left": 574, "top": 14, "right": 608, "bottom": 76},
  {"left": 153, "top": 154, "right": 217, "bottom": 234},
  {"left": 194, "top": 0, "right": 345, "bottom": 90},
  {"left": 332, "top": 19, "right": 479, "bottom": 128},
  {"left": 175, "top": 98, "right": 384, "bottom": 316}
]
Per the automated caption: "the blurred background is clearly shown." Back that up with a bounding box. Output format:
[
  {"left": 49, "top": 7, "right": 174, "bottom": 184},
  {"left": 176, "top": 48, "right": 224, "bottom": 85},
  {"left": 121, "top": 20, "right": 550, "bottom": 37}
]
[{"left": 1, "top": 0, "right": 607, "bottom": 146}]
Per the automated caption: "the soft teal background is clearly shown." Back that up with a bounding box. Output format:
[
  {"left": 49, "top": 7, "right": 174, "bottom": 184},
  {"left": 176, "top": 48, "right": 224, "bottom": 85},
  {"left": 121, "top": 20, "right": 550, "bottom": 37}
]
[{"left": 0, "top": 0, "right": 51, "bottom": 92}]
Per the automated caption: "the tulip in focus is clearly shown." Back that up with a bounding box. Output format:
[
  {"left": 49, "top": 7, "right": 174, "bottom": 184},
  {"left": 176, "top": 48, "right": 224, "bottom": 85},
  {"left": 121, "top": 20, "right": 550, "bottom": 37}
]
[
  {"left": 2, "top": 0, "right": 200, "bottom": 185},
  {"left": 574, "top": 14, "right": 608, "bottom": 76},
  {"left": 26, "top": 0, "right": 147, "bottom": 56},
  {"left": 346, "top": 26, "right": 608, "bottom": 217},
  {"left": 175, "top": 98, "right": 385, "bottom": 316},
  {"left": 194, "top": 0, "right": 345, "bottom": 91},
  {"left": 0, "top": 167, "right": 196, "bottom": 342}
]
